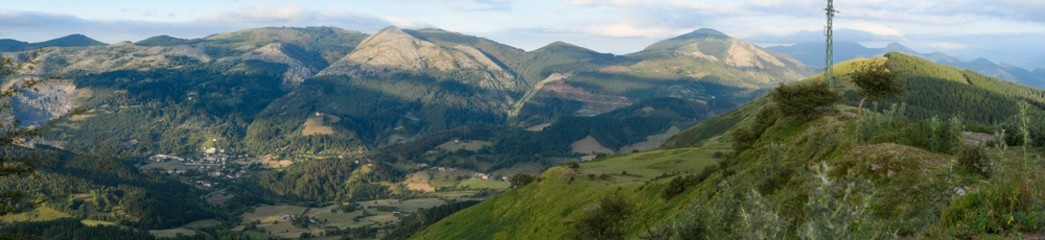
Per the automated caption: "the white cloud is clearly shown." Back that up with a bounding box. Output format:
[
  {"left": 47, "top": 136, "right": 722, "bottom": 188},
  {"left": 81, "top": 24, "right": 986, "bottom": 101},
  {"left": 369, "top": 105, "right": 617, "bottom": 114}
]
[
  {"left": 200, "top": 6, "right": 313, "bottom": 24},
  {"left": 924, "top": 41, "right": 969, "bottom": 50},
  {"left": 585, "top": 23, "right": 678, "bottom": 38},
  {"left": 840, "top": 22, "right": 904, "bottom": 38},
  {"left": 565, "top": 0, "right": 644, "bottom": 7},
  {"left": 441, "top": 0, "right": 512, "bottom": 11},
  {"left": 2, "top": 1, "right": 1044, "bottom": 68},
  {"left": 384, "top": 17, "right": 435, "bottom": 29}
]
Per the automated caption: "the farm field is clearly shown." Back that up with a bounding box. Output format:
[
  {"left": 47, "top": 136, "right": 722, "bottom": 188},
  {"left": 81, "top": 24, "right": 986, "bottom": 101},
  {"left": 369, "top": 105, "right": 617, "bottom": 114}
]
[{"left": 234, "top": 198, "right": 454, "bottom": 239}]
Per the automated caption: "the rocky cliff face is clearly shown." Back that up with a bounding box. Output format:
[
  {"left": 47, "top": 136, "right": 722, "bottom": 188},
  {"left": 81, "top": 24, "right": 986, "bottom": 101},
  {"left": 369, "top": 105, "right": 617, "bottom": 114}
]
[{"left": 10, "top": 79, "right": 78, "bottom": 127}]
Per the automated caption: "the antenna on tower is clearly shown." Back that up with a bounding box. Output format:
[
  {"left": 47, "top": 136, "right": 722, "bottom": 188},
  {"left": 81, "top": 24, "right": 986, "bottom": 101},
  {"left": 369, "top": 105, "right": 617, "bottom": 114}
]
[{"left": 825, "top": 0, "right": 838, "bottom": 88}]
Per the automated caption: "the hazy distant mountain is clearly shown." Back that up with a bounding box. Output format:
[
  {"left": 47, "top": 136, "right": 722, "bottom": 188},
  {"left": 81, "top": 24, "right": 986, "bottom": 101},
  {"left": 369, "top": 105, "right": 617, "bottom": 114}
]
[
  {"left": 0, "top": 34, "right": 106, "bottom": 52},
  {"left": 768, "top": 41, "right": 1045, "bottom": 88},
  {"left": 766, "top": 41, "right": 918, "bottom": 69},
  {"left": 0, "top": 39, "right": 31, "bottom": 51}
]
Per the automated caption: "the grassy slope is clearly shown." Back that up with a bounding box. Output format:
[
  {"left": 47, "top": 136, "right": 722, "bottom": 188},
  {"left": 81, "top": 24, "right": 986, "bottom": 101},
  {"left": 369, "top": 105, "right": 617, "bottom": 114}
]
[
  {"left": 412, "top": 147, "right": 724, "bottom": 239},
  {"left": 417, "top": 52, "right": 1045, "bottom": 239},
  {"left": 667, "top": 53, "right": 1045, "bottom": 149}
]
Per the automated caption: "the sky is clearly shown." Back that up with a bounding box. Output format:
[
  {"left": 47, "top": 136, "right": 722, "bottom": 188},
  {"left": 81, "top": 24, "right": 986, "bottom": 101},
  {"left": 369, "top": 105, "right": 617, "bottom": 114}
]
[{"left": 2, "top": 0, "right": 1044, "bottom": 69}]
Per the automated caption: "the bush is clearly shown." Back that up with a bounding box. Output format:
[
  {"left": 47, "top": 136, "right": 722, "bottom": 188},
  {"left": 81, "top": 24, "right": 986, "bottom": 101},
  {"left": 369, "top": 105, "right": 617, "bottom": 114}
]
[
  {"left": 958, "top": 146, "right": 991, "bottom": 177},
  {"left": 571, "top": 195, "right": 635, "bottom": 240},
  {"left": 941, "top": 177, "right": 1043, "bottom": 237},
  {"left": 661, "top": 174, "right": 700, "bottom": 200},
  {"left": 771, "top": 82, "right": 842, "bottom": 118},
  {"left": 510, "top": 174, "right": 536, "bottom": 188},
  {"left": 732, "top": 107, "right": 780, "bottom": 154},
  {"left": 731, "top": 129, "right": 758, "bottom": 155}
]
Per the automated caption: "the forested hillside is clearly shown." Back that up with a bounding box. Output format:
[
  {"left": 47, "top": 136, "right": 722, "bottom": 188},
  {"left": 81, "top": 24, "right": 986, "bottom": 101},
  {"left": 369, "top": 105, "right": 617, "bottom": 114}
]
[
  {"left": 417, "top": 53, "right": 1045, "bottom": 239},
  {"left": 0, "top": 26, "right": 812, "bottom": 239}
]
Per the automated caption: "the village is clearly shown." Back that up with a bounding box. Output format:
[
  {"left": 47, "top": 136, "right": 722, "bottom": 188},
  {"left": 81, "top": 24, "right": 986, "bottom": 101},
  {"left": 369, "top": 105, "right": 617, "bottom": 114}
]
[{"left": 137, "top": 146, "right": 253, "bottom": 189}]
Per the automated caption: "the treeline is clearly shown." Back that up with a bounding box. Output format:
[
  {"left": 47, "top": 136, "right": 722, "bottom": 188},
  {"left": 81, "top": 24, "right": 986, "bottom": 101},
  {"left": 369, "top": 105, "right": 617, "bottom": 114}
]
[
  {"left": 0, "top": 218, "right": 155, "bottom": 240},
  {"left": 879, "top": 53, "right": 1045, "bottom": 144},
  {"left": 0, "top": 147, "right": 216, "bottom": 229},
  {"left": 372, "top": 97, "right": 711, "bottom": 172},
  {"left": 380, "top": 200, "right": 481, "bottom": 240}
]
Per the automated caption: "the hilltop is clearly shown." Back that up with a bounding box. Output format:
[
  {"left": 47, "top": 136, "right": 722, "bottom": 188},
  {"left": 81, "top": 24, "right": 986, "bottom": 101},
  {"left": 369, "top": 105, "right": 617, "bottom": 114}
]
[
  {"left": 769, "top": 42, "right": 1045, "bottom": 88},
  {"left": 0, "top": 34, "right": 106, "bottom": 51},
  {"left": 415, "top": 52, "right": 1045, "bottom": 239}
]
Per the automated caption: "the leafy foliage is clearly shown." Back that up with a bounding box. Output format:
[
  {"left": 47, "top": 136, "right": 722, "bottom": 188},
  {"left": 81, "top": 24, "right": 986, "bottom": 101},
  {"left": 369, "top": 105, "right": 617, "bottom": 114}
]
[
  {"left": 850, "top": 60, "right": 904, "bottom": 115},
  {"left": 771, "top": 82, "right": 841, "bottom": 117},
  {"left": 571, "top": 195, "right": 635, "bottom": 240},
  {"left": 249, "top": 158, "right": 400, "bottom": 202},
  {"left": 660, "top": 174, "right": 702, "bottom": 200},
  {"left": 380, "top": 200, "right": 481, "bottom": 240},
  {"left": 509, "top": 174, "right": 536, "bottom": 188},
  {"left": 0, "top": 218, "right": 156, "bottom": 240},
  {"left": 958, "top": 146, "right": 992, "bottom": 177}
]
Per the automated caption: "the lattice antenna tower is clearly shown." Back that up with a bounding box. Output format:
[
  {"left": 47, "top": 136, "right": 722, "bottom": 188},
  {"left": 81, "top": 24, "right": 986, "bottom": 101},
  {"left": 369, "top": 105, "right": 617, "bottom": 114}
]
[{"left": 825, "top": 0, "right": 838, "bottom": 88}]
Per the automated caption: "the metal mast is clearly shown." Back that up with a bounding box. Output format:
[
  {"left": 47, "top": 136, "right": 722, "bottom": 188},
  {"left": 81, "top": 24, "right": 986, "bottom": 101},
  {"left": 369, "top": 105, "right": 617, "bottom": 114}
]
[{"left": 825, "top": 0, "right": 838, "bottom": 88}]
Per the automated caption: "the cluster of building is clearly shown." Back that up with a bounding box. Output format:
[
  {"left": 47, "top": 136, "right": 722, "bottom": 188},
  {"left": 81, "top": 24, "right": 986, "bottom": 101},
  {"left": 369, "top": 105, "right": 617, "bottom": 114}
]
[{"left": 146, "top": 148, "right": 254, "bottom": 188}]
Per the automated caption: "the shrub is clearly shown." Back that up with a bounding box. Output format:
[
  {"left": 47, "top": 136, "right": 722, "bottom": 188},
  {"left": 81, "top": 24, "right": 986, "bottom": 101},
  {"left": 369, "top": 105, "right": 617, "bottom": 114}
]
[
  {"left": 661, "top": 174, "right": 700, "bottom": 200},
  {"left": 731, "top": 129, "right": 758, "bottom": 155},
  {"left": 800, "top": 162, "right": 877, "bottom": 239},
  {"left": 732, "top": 107, "right": 780, "bottom": 154},
  {"left": 957, "top": 146, "right": 991, "bottom": 177},
  {"left": 941, "top": 177, "right": 1043, "bottom": 237},
  {"left": 771, "top": 82, "right": 842, "bottom": 118},
  {"left": 509, "top": 173, "right": 536, "bottom": 188},
  {"left": 571, "top": 195, "right": 635, "bottom": 240}
]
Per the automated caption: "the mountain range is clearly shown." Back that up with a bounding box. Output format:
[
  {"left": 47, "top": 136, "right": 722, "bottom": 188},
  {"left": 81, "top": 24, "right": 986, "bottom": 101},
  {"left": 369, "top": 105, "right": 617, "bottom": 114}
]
[
  {"left": 0, "top": 34, "right": 106, "bottom": 52},
  {"left": 2, "top": 26, "right": 811, "bottom": 158},
  {"left": 3, "top": 25, "right": 1044, "bottom": 240},
  {"left": 768, "top": 41, "right": 1045, "bottom": 88}
]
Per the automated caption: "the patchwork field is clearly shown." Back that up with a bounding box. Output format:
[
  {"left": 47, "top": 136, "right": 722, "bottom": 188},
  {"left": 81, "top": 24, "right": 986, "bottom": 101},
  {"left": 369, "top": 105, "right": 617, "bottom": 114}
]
[
  {"left": 571, "top": 135, "right": 614, "bottom": 155},
  {"left": 204, "top": 189, "right": 235, "bottom": 205},
  {"left": 234, "top": 198, "right": 453, "bottom": 239},
  {"left": 149, "top": 228, "right": 197, "bottom": 238},
  {"left": 301, "top": 114, "right": 339, "bottom": 136},
  {"left": 404, "top": 171, "right": 435, "bottom": 192},
  {"left": 458, "top": 178, "right": 510, "bottom": 190},
  {"left": 138, "top": 160, "right": 205, "bottom": 172},
  {"left": 0, "top": 206, "right": 71, "bottom": 222},
  {"left": 436, "top": 140, "right": 492, "bottom": 152},
  {"left": 618, "top": 126, "right": 683, "bottom": 153}
]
